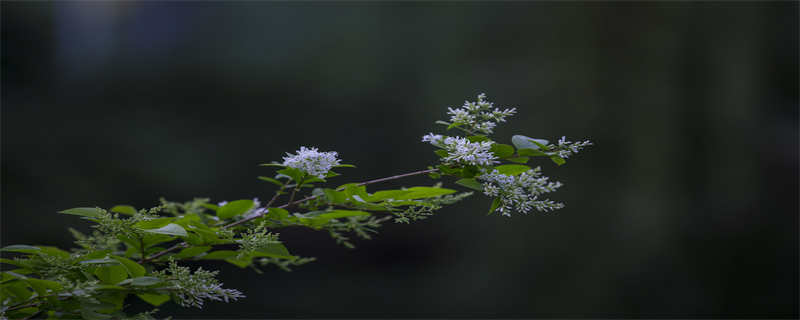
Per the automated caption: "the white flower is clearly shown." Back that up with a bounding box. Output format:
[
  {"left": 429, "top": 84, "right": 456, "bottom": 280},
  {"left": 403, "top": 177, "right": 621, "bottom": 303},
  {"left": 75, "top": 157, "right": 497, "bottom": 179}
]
[
  {"left": 445, "top": 93, "right": 516, "bottom": 134},
  {"left": 478, "top": 168, "right": 564, "bottom": 216},
  {"left": 282, "top": 146, "right": 341, "bottom": 179},
  {"left": 421, "top": 133, "right": 444, "bottom": 146},
  {"left": 547, "top": 136, "right": 593, "bottom": 159}
]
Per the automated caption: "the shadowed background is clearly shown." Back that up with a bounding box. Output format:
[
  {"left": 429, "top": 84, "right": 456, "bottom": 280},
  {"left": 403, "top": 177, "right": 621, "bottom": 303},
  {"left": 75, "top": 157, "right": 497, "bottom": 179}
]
[{"left": 2, "top": 2, "right": 798, "bottom": 318}]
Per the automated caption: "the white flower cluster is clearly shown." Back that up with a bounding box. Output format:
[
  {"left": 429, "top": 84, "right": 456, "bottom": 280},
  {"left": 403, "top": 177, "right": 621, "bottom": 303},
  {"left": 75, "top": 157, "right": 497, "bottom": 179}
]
[
  {"left": 422, "top": 134, "right": 497, "bottom": 166},
  {"left": 447, "top": 93, "right": 517, "bottom": 134},
  {"left": 478, "top": 167, "right": 564, "bottom": 217},
  {"left": 158, "top": 261, "right": 246, "bottom": 309},
  {"left": 548, "top": 136, "right": 593, "bottom": 159},
  {"left": 282, "top": 146, "right": 341, "bottom": 179}
]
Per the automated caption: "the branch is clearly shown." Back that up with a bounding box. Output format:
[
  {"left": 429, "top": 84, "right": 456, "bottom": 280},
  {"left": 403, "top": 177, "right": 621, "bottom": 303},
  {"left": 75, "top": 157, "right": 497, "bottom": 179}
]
[{"left": 140, "top": 168, "right": 438, "bottom": 263}]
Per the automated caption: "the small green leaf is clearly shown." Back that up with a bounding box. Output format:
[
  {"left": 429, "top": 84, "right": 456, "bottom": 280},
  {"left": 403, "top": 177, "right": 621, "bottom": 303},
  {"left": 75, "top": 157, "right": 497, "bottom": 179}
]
[
  {"left": 0, "top": 245, "right": 40, "bottom": 253},
  {"left": 393, "top": 187, "right": 456, "bottom": 200},
  {"left": 137, "top": 293, "right": 171, "bottom": 306},
  {"left": 434, "top": 149, "right": 449, "bottom": 158},
  {"left": 217, "top": 200, "right": 255, "bottom": 219},
  {"left": 110, "top": 205, "right": 137, "bottom": 215},
  {"left": 94, "top": 265, "right": 128, "bottom": 285},
  {"left": 461, "top": 165, "right": 481, "bottom": 178},
  {"left": 437, "top": 164, "right": 461, "bottom": 176},
  {"left": 455, "top": 178, "right": 484, "bottom": 191},
  {"left": 517, "top": 148, "right": 548, "bottom": 157},
  {"left": 333, "top": 164, "right": 356, "bottom": 168},
  {"left": 314, "top": 210, "right": 370, "bottom": 220},
  {"left": 494, "top": 164, "right": 531, "bottom": 176},
  {"left": 323, "top": 188, "right": 348, "bottom": 204},
  {"left": 59, "top": 207, "right": 104, "bottom": 218},
  {"left": 257, "top": 176, "right": 284, "bottom": 187},
  {"left": 223, "top": 257, "right": 252, "bottom": 268},
  {"left": 276, "top": 167, "right": 306, "bottom": 182},
  {"left": 365, "top": 190, "right": 410, "bottom": 202},
  {"left": 488, "top": 197, "right": 502, "bottom": 215},
  {"left": 490, "top": 143, "right": 515, "bottom": 158},
  {"left": 252, "top": 243, "right": 293, "bottom": 259},
  {"left": 340, "top": 183, "right": 369, "bottom": 199},
  {"left": 506, "top": 156, "right": 530, "bottom": 164},
  {"left": 111, "top": 256, "right": 145, "bottom": 278},
  {"left": 142, "top": 223, "right": 188, "bottom": 237},
  {"left": 133, "top": 218, "right": 174, "bottom": 230},
  {"left": 467, "top": 135, "right": 490, "bottom": 142},
  {"left": 550, "top": 155, "right": 566, "bottom": 166},
  {"left": 265, "top": 207, "right": 289, "bottom": 220},
  {"left": 511, "top": 135, "right": 549, "bottom": 151},
  {"left": 25, "top": 278, "right": 62, "bottom": 297}
]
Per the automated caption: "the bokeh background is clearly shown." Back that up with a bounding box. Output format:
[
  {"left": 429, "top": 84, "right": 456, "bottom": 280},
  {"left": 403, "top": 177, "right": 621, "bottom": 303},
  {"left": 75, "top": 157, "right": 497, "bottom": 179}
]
[{"left": 2, "top": 2, "right": 798, "bottom": 318}]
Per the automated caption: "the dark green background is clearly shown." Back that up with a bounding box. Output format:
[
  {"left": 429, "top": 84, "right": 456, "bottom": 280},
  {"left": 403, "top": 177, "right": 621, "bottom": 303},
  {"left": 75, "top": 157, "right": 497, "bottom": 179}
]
[{"left": 2, "top": 2, "right": 798, "bottom": 318}]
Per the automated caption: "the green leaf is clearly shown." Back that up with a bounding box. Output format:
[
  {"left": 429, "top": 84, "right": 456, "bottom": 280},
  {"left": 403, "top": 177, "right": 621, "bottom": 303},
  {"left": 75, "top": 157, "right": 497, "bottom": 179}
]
[
  {"left": 314, "top": 210, "right": 370, "bottom": 220},
  {"left": 467, "top": 135, "right": 490, "bottom": 142},
  {"left": 340, "top": 183, "right": 368, "bottom": 199},
  {"left": 455, "top": 178, "right": 484, "bottom": 191},
  {"left": 461, "top": 165, "right": 481, "bottom": 178},
  {"left": 517, "top": 148, "right": 548, "bottom": 157},
  {"left": 223, "top": 257, "right": 252, "bottom": 268},
  {"left": 110, "top": 205, "right": 137, "bottom": 215},
  {"left": 550, "top": 155, "right": 566, "bottom": 166},
  {"left": 58, "top": 207, "right": 104, "bottom": 218},
  {"left": 490, "top": 143, "right": 515, "bottom": 158},
  {"left": 37, "top": 246, "right": 71, "bottom": 258},
  {"left": 173, "top": 246, "right": 212, "bottom": 259},
  {"left": 434, "top": 149, "right": 449, "bottom": 158},
  {"left": 276, "top": 167, "right": 306, "bottom": 182},
  {"left": 79, "top": 258, "right": 119, "bottom": 265},
  {"left": 4, "top": 281, "right": 33, "bottom": 301},
  {"left": 130, "top": 276, "right": 162, "bottom": 286},
  {"left": 323, "top": 188, "right": 348, "bottom": 204},
  {"left": 217, "top": 200, "right": 255, "bottom": 220},
  {"left": 265, "top": 207, "right": 289, "bottom": 220},
  {"left": 251, "top": 243, "right": 293, "bottom": 259},
  {"left": 0, "top": 245, "right": 40, "bottom": 253},
  {"left": 364, "top": 190, "right": 410, "bottom": 202},
  {"left": 333, "top": 164, "right": 356, "bottom": 168},
  {"left": 392, "top": 187, "right": 456, "bottom": 200},
  {"left": 142, "top": 223, "right": 187, "bottom": 237},
  {"left": 436, "top": 164, "right": 461, "bottom": 176},
  {"left": 258, "top": 176, "right": 284, "bottom": 187},
  {"left": 111, "top": 256, "right": 145, "bottom": 278},
  {"left": 0, "top": 258, "right": 27, "bottom": 268},
  {"left": 94, "top": 265, "right": 128, "bottom": 284},
  {"left": 511, "top": 135, "right": 549, "bottom": 151},
  {"left": 488, "top": 197, "right": 502, "bottom": 215},
  {"left": 141, "top": 234, "right": 174, "bottom": 249},
  {"left": 25, "top": 278, "right": 62, "bottom": 297},
  {"left": 494, "top": 164, "right": 531, "bottom": 176},
  {"left": 137, "top": 293, "right": 171, "bottom": 306},
  {"left": 201, "top": 250, "right": 239, "bottom": 260},
  {"left": 133, "top": 218, "right": 174, "bottom": 230},
  {"left": 506, "top": 156, "right": 530, "bottom": 164},
  {"left": 435, "top": 120, "right": 451, "bottom": 126}
]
